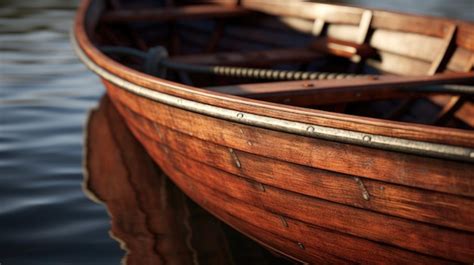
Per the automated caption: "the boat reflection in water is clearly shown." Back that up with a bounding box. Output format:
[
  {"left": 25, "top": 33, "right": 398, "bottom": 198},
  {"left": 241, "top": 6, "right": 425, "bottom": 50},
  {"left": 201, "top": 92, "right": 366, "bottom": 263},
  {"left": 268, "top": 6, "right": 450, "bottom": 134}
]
[{"left": 83, "top": 96, "right": 292, "bottom": 265}]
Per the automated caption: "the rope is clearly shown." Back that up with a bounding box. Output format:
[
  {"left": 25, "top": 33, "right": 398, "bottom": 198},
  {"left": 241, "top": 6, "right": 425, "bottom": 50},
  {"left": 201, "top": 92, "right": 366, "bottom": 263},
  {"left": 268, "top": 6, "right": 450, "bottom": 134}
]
[
  {"left": 160, "top": 60, "right": 367, "bottom": 80},
  {"left": 100, "top": 45, "right": 372, "bottom": 80},
  {"left": 100, "top": 45, "right": 474, "bottom": 95}
]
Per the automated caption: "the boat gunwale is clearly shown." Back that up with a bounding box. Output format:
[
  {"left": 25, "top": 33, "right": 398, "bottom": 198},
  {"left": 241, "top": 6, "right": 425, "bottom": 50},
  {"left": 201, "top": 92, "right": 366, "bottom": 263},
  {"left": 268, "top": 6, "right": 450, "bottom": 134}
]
[{"left": 73, "top": 0, "right": 474, "bottom": 162}]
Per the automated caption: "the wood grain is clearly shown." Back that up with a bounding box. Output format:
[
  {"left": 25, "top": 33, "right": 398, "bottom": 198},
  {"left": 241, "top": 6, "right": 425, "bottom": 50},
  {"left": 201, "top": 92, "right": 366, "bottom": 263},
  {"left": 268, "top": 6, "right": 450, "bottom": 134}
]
[
  {"left": 102, "top": 5, "right": 250, "bottom": 23},
  {"left": 105, "top": 80, "right": 474, "bottom": 199},
  {"left": 123, "top": 117, "right": 474, "bottom": 262}
]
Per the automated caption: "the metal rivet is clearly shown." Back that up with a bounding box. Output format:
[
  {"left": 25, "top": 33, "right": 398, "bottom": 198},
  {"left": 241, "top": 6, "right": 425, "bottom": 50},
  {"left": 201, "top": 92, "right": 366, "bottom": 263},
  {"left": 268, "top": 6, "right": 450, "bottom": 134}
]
[
  {"left": 279, "top": 215, "right": 288, "bottom": 227},
  {"left": 306, "top": 126, "right": 315, "bottom": 133},
  {"left": 163, "top": 146, "right": 169, "bottom": 154},
  {"left": 470, "top": 152, "right": 474, "bottom": 158},
  {"left": 153, "top": 122, "right": 160, "bottom": 131},
  {"left": 229, "top": 148, "right": 241, "bottom": 168},
  {"left": 297, "top": 242, "right": 305, "bottom": 249},
  {"left": 363, "top": 135, "right": 372, "bottom": 142},
  {"left": 354, "top": 177, "right": 370, "bottom": 201},
  {"left": 237, "top": 113, "right": 244, "bottom": 119}
]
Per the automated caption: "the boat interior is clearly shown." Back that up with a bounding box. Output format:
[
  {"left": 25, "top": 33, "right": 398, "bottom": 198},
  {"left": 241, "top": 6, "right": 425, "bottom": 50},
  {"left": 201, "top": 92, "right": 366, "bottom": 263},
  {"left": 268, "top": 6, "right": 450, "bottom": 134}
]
[{"left": 86, "top": 0, "right": 474, "bottom": 130}]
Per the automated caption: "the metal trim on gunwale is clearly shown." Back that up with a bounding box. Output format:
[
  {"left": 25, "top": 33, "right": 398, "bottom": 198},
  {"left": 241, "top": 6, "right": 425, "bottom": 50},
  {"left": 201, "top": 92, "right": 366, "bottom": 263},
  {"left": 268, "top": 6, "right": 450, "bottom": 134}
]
[{"left": 71, "top": 31, "right": 474, "bottom": 163}]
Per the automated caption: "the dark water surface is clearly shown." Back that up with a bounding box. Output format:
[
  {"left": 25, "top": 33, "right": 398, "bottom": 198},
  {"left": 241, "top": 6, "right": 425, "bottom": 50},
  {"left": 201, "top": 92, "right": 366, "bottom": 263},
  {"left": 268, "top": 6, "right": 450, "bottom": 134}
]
[
  {"left": 0, "top": 0, "right": 123, "bottom": 264},
  {"left": 0, "top": 0, "right": 472, "bottom": 264}
]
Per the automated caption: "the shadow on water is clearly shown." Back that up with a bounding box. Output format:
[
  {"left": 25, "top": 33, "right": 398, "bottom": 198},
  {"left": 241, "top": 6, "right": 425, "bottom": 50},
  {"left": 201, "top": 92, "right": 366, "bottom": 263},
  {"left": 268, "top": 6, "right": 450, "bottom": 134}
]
[{"left": 0, "top": 0, "right": 472, "bottom": 264}]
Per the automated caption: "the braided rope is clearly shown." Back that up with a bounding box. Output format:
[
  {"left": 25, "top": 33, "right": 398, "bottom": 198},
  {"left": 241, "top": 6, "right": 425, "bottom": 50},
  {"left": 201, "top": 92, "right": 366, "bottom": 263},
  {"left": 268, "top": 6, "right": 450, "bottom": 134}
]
[
  {"left": 100, "top": 45, "right": 372, "bottom": 80},
  {"left": 100, "top": 45, "right": 474, "bottom": 95}
]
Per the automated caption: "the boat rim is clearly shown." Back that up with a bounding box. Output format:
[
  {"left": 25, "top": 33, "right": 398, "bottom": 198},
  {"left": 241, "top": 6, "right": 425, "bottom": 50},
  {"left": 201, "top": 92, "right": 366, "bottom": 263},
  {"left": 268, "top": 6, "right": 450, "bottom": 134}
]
[{"left": 72, "top": 0, "right": 474, "bottom": 163}]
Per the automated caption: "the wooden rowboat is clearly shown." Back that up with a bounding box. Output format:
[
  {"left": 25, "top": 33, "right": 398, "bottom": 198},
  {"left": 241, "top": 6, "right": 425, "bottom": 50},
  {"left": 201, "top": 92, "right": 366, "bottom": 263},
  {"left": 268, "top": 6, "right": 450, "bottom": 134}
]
[{"left": 73, "top": 0, "right": 474, "bottom": 263}]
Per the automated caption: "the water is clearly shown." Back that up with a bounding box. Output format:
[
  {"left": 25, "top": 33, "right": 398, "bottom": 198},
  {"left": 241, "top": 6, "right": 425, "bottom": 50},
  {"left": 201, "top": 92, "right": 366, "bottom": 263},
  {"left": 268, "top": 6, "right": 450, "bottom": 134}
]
[
  {"left": 0, "top": 0, "right": 472, "bottom": 264},
  {"left": 0, "top": 0, "right": 123, "bottom": 264}
]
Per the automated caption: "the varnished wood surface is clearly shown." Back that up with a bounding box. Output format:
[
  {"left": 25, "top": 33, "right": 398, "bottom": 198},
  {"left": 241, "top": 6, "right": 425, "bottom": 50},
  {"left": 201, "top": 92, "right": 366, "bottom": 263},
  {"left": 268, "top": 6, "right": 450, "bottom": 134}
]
[
  {"left": 102, "top": 5, "right": 250, "bottom": 23},
  {"left": 206, "top": 72, "right": 474, "bottom": 107},
  {"left": 100, "top": 80, "right": 474, "bottom": 263},
  {"left": 170, "top": 47, "right": 324, "bottom": 67},
  {"left": 105, "top": 81, "right": 474, "bottom": 198},
  {"left": 116, "top": 110, "right": 468, "bottom": 264},
  {"left": 84, "top": 96, "right": 294, "bottom": 265},
  {"left": 127, "top": 119, "right": 474, "bottom": 262},
  {"left": 241, "top": 0, "right": 474, "bottom": 49}
]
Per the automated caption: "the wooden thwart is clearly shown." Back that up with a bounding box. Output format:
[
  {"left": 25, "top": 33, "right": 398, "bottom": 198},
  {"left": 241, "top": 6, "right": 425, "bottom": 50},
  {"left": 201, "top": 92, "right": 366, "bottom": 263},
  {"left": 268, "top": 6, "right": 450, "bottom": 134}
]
[
  {"left": 102, "top": 5, "right": 250, "bottom": 23},
  {"left": 170, "top": 47, "right": 325, "bottom": 67},
  {"left": 311, "top": 38, "right": 375, "bottom": 60},
  {"left": 207, "top": 72, "right": 474, "bottom": 105}
]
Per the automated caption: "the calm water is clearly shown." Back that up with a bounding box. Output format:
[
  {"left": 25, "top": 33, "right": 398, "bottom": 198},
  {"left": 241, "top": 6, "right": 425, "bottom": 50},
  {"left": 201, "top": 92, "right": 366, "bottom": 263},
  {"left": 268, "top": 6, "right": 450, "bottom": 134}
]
[{"left": 0, "top": 0, "right": 472, "bottom": 264}]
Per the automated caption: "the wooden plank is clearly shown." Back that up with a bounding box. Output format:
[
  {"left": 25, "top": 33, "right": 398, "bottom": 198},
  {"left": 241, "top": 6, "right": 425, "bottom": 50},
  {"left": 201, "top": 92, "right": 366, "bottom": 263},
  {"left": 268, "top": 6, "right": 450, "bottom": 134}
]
[
  {"left": 104, "top": 81, "right": 474, "bottom": 198},
  {"left": 327, "top": 24, "right": 359, "bottom": 42},
  {"left": 356, "top": 10, "right": 372, "bottom": 44},
  {"left": 240, "top": 0, "right": 474, "bottom": 49},
  {"left": 123, "top": 103, "right": 473, "bottom": 261},
  {"left": 180, "top": 21, "right": 310, "bottom": 48},
  {"left": 431, "top": 95, "right": 474, "bottom": 127},
  {"left": 242, "top": 0, "right": 363, "bottom": 25},
  {"left": 179, "top": 180, "right": 352, "bottom": 264},
  {"left": 310, "top": 37, "right": 375, "bottom": 59},
  {"left": 127, "top": 114, "right": 474, "bottom": 229},
  {"left": 135, "top": 130, "right": 474, "bottom": 262},
  {"left": 367, "top": 50, "right": 432, "bottom": 75},
  {"left": 377, "top": 26, "right": 456, "bottom": 120},
  {"left": 119, "top": 105, "right": 474, "bottom": 233},
  {"left": 206, "top": 72, "right": 474, "bottom": 105},
  {"left": 447, "top": 47, "right": 474, "bottom": 72},
  {"left": 102, "top": 5, "right": 250, "bottom": 23},
  {"left": 433, "top": 96, "right": 465, "bottom": 125},
  {"left": 141, "top": 139, "right": 458, "bottom": 264},
  {"left": 208, "top": 81, "right": 416, "bottom": 106},
  {"left": 170, "top": 47, "right": 324, "bottom": 67},
  {"left": 178, "top": 26, "right": 262, "bottom": 52},
  {"left": 428, "top": 24, "right": 457, "bottom": 75},
  {"left": 311, "top": 18, "right": 325, "bottom": 36},
  {"left": 369, "top": 29, "right": 445, "bottom": 63}
]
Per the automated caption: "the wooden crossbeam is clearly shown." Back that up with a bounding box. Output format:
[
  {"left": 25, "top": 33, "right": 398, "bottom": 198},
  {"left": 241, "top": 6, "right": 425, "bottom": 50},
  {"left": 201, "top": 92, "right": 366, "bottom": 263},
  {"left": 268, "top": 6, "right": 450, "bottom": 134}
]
[
  {"left": 433, "top": 96, "right": 465, "bottom": 125},
  {"left": 430, "top": 95, "right": 474, "bottom": 127},
  {"left": 102, "top": 5, "right": 250, "bottom": 23},
  {"left": 206, "top": 72, "right": 474, "bottom": 106},
  {"left": 310, "top": 38, "right": 375, "bottom": 61},
  {"left": 170, "top": 47, "right": 325, "bottom": 67},
  {"left": 388, "top": 24, "right": 458, "bottom": 120}
]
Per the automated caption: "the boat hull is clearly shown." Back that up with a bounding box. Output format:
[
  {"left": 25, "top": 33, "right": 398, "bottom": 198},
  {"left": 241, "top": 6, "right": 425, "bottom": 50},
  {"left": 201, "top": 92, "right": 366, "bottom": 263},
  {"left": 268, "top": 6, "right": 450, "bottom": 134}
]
[{"left": 102, "top": 79, "right": 474, "bottom": 264}]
